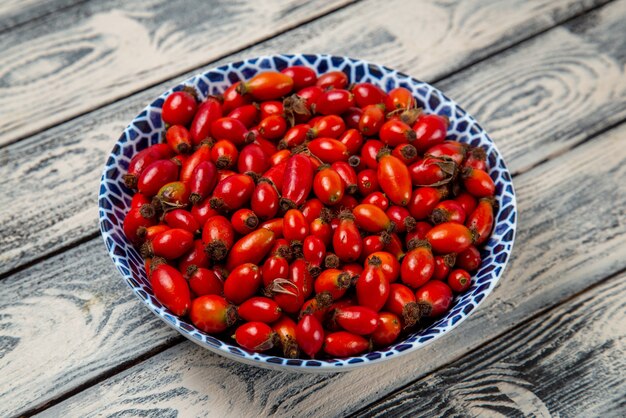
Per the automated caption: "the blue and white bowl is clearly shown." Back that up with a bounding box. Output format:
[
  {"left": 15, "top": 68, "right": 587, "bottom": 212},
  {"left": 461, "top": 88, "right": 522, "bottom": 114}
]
[{"left": 98, "top": 54, "right": 517, "bottom": 372}]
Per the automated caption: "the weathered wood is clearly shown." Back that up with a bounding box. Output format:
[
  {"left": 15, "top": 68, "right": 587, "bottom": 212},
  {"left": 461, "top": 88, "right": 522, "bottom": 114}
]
[
  {"left": 360, "top": 272, "right": 626, "bottom": 418},
  {"left": 2, "top": 0, "right": 624, "bottom": 276},
  {"left": 0, "top": 0, "right": 607, "bottom": 147},
  {"left": 0, "top": 0, "right": 87, "bottom": 32},
  {"left": 0, "top": 0, "right": 353, "bottom": 147},
  {"left": 32, "top": 122, "right": 626, "bottom": 417},
  {"left": 0, "top": 239, "right": 179, "bottom": 417}
]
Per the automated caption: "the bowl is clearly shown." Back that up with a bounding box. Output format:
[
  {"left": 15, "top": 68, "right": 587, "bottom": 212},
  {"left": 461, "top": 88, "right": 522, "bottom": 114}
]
[{"left": 98, "top": 54, "right": 517, "bottom": 372}]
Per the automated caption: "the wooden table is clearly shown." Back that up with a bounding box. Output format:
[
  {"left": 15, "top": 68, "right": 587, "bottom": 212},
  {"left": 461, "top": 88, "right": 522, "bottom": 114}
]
[{"left": 1, "top": 0, "right": 625, "bottom": 416}]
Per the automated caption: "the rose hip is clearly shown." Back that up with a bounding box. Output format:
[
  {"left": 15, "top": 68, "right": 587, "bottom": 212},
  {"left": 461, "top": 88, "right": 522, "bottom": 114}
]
[
  {"left": 448, "top": 269, "right": 472, "bottom": 293},
  {"left": 323, "top": 331, "right": 369, "bottom": 357},
  {"left": 238, "top": 297, "right": 282, "bottom": 323},
  {"left": 281, "top": 154, "right": 314, "bottom": 210},
  {"left": 202, "top": 215, "right": 235, "bottom": 262},
  {"left": 191, "top": 295, "right": 237, "bottom": 333},
  {"left": 372, "top": 312, "right": 401, "bottom": 347},
  {"left": 235, "top": 322, "right": 278, "bottom": 352},
  {"left": 162, "top": 89, "right": 197, "bottom": 126},
  {"left": 151, "top": 265, "right": 191, "bottom": 316},
  {"left": 187, "top": 266, "right": 223, "bottom": 297}
]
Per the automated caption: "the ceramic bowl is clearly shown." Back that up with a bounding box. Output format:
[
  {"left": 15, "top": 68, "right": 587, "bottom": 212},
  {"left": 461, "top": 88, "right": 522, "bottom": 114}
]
[{"left": 98, "top": 54, "right": 517, "bottom": 372}]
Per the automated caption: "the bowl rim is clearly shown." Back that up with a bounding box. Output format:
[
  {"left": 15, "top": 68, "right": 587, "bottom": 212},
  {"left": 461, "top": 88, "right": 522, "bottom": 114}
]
[{"left": 99, "top": 53, "right": 517, "bottom": 371}]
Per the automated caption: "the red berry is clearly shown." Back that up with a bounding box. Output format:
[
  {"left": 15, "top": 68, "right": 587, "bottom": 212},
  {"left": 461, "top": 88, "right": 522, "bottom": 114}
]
[
  {"left": 448, "top": 269, "right": 472, "bottom": 293},
  {"left": 416, "top": 280, "right": 453, "bottom": 317},
  {"left": 296, "top": 314, "right": 324, "bottom": 357},
  {"left": 234, "top": 322, "right": 277, "bottom": 352},
  {"left": 334, "top": 306, "right": 379, "bottom": 335},
  {"left": 323, "top": 331, "right": 369, "bottom": 357},
  {"left": 151, "top": 265, "right": 191, "bottom": 316},
  {"left": 238, "top": 297, "right": 282, "bottom": 323},
  {"left": 223, "top": 263, "right": 262, "bottom": 305},
  {"left": 187, "top": 266, "right": 223, "bottom": 296},
  {"left": 162, "top": 90, "right": 197, "bottom": 126},
  {"left": 372, "top": 312, "right": 401, "bottom": 346}
]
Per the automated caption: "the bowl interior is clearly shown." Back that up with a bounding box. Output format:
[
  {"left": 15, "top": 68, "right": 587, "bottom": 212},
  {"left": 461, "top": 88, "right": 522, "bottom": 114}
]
[{"left": 98, "top": 54, "right": 516, "bottom": 371}]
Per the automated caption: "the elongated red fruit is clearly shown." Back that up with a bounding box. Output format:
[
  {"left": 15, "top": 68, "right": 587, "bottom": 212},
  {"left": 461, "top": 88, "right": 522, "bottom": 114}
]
[
  {"left": 186, "top": 266, "right": 223, "bottom": 296},
  {"left": 308, "top": 138, "right": 350, "bottom": 163},
  {"left": 238, "top": 143, "right": 269, "bottom": 176},
  {"left": 334, "top": 306, "right": 379, "bottom": 335},
  {"left": 189, "top": 161, "right": 218, "bottom": 205},
  {"left": 466, "top": 198, "right": 495, "bottom": 245},
  {"left": 377, "top": 151, "right": 412, "bottom": 206},
  {"left": 211, "top": 117, "right": 253, "bottom": 147},
  {"left": 142, "top": 228, "right": 194, "bottom": 259},
  {"left": 296, "top": 314, "right": 324, "bottom": 357},
  {"left": 333, "top": 212, "right": 362, "bottom": 262},
  {"left": 281, "top": 154, "right": 314, "bottom": 210},
  {"left": 426, "top": 222, "right": 476, "bottom": 254},
  {"left": 282, "top": 66, "right": 317, "bottom": 90},
  {"left": 163, "top": 209, "right": 199, "bottom": 234},
  {"left": 180, "top": 143, "right": 212, "bottom": 183},
  {"left": 401, "top": 241, "right": 435, "bottom": 288},
  {"left": 323, "top": 332, "right": 369, "bottom": 357},
  {"left": 151, "top": 265, "right": 191, "bottom": 316},
  {"left": 313, "top": 165, "right": 345, "bottom": 205},
  {"left": 234, "top": 322, "right": 278, "bottom": 352},
  {"left": 238, "top": 72, "right": 294, "bottom": 100},
  {"left": 352, "top": 204, "right": 394, "bottom": 233},
  {"left": 272, "top": 316, "right": 299, "bottom": 358},
  {"left": 190, "top": 98, "right": 222, "bottom": 145},
  {"left": 165, "top": 125, "right": 192, "bottom": 154},
  {"left": 224, "top": 263, "right": 262, "bottom": 304},
  {"left": 202, "top": 215, "right": 235, "bottom": 262},
  {"left": 137, "top": 160, "right": 179, "bottom": 197},
  {"left": 210, "top": 174, "right": 255, "bottom": 212},
  {"left": 191, "top": 295, "right": 237, "bottom": 333},
  {"left": 356, "top": 256, "right": 389, "bottom": 312},
  {"left": 251, "top": 180, "right": 280, "bottom": 220},
  {"left": 226, "top": 228, "right": 276, "bottom": 271}
]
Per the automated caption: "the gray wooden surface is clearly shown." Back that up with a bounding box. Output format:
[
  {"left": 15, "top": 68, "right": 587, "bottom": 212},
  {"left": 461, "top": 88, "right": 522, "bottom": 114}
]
[{"left": 1, "top": 0, "right": 625, "bottom": 417}]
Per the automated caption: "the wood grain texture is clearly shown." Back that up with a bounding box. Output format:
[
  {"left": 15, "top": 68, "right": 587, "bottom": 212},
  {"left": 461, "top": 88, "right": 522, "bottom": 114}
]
[
  {"left": 0, "top": 239, "right": 180, "bottom": 417},
  {"left": 361, "top": 273, "right": 626, "bottom": 418},
  {"left": 2, "top": 0, "right": 624, "bottom": 276},
  {"left": 34, "top": 122, "right": 626, "bottom": 417},
  {"left": 0, "top": 0, "right": 88, "bottom": 32},
  {"left": 0, "top": 0, "right": 353, "bottom": 147},
  {"left": 0, "top": 0, "right": 607, "bottom": 148}
]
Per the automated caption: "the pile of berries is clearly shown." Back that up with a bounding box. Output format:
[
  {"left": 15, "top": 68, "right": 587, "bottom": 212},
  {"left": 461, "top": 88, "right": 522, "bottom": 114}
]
[{"left": 122, "top": 67, "right": 496, "bottom": 358}]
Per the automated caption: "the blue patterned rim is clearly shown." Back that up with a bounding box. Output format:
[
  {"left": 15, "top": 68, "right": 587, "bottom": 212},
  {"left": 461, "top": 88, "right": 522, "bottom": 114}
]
[{"left": 98, "top": 54, "right": 517, "bottom": 371}]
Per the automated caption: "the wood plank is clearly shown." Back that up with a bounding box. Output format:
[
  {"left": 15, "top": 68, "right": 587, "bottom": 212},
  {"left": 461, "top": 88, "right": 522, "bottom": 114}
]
[
  {"left": 0, "top": 0, "right": 87, "bottom": 32},
  {"left": 1, "top": 0, "right": 624, "bottom": 277},
  {"left": 360, "top": 272, "right": 626, "bottom": 417},
  {"left": 31, "top": 122, "right": 626, "bottom": 417},
  {"left": 0, "top": 239, "right": 180, "bottom": 417},
  {"left": 0, "top": 0, "right": 607, "bottom": 147},
  {"left": 0, "top": 0, "right": 353, "bottom": 148}
]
